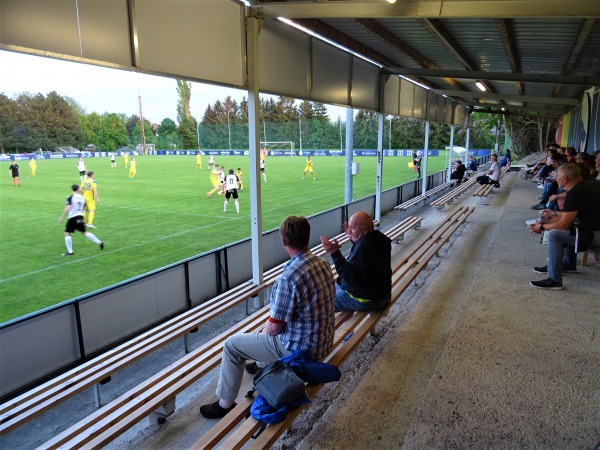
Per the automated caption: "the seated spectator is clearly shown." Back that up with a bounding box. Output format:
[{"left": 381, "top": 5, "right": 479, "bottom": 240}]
[
  {"left": 565, "top": 147, "right": 577, "bottom": 163},
  {"left": 200, "top": 215, "right": 335, "bottom": 419},
  {"left": 467, "top": 155, "right": 478, "bottom": 175},
  {"left": 476, "top": 154, "right": 501, "bottom": 187},
  {"left": 530, "top": 153, "right": 565, "bottom": 210},
  {"left": 320, "top": 212, "right": 392, "bottom": 312},
  {"left": 500, "top": 149, "right": 512, "bottom": 168},
  {"left": 529, "top": 163, "right": 600, "bottom": 289},
  {"left": 450, "top": 160, "right": 467, "bottom": 183},
  {"left": 531, "top": 149, "right": 558, "bottom": 183}
]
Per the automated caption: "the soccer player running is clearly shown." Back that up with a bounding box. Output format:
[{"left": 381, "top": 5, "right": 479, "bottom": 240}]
[
  {"left": 110, "top": 153, "right": 117, "bottom": 168},
  {"left": 217, "top": 165, "right": 226, "bottom": 195},
  {"left": 129, "top": 157, "right": 137, "bottom": 179},
  {"left": 235, "top": 168, "right": 244, "bottom": 191},
  {"left": 81, "top": 171, "right": 101, "bottom": 228},
  {"left": 207, "top": 165, "right": 223, "bottom": 197},
  {"left": 123, "top": 152, "right": 129, "bottom": 168},
  {"left": 29, "top": 157, "right": 37, "bottom": 177},
  {"left": 58, "top": 184, "right": 104, "bottom": 256},
  {"left": 196, "top": 153, "right": 203, "bottom": 170},
  {"left": 223, "top": 169, "right": 240, "bottom": 214},
  {"left": 9, "top": 161, "right": 20, "bottom": 186},
  {"left": 208, "top": 155, "right": 215, "bottom": 170},
  {"left": 303, "top": 156, "right": 315, "bottom": 180},
  {"left": 77, "top": 157, "right": 87, "bottom": 182}
]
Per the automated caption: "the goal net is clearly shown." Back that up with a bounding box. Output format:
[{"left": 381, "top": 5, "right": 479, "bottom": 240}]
[
  {"left": 136, "top": 144, "right": 155, "bottom": 155},
  {"left": 260, "top": 141, "right": 296, "bottom": 156}
]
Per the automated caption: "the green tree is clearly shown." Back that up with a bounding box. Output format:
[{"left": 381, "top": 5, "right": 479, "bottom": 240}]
[
  {"left": 80, "top": 112, "right": 102, "bottom": 147},
  {"left": 98, "top": 113, "right": 127, "bottom": 151},
  {"left": 0, "top": 94, "right": 18, "bottom": 153},
  {"left": 157, "top": 117, "right": 181, "bottom": 149},
  {"left": 176, "top": 79, "right": 198, "bottom": 149}
]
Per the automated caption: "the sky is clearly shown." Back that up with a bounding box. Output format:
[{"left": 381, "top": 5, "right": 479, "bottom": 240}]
[{"left": 0, "top": 50, "right": 345, "bottom": 125}]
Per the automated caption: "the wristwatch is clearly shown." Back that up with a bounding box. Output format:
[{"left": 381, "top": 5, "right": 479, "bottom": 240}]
[{"left": 540, "top": 224, "right": 545, "bottom": 231}]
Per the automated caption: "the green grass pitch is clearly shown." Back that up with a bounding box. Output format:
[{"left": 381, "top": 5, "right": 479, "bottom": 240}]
[{"left": 0, "top": 153, "right": 451, "bottom": 323}]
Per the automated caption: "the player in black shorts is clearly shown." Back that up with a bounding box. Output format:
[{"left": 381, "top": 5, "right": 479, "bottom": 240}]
[{"left": 223, "top": 169, "right": 240, "bottom": 214}]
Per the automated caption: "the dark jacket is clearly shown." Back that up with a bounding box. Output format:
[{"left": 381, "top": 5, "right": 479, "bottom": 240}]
[{"left": 331, "top": 230, "right": 392, "bottom": 302}]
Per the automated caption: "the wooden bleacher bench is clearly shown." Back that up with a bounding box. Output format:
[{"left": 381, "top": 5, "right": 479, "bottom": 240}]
[
  {"left": 394, "top": 181, "right": 455, "bottom": 215},
  {"left": 424, "top": 181, "right": 455, "bottom": 198},
  {"left": 189, "top": 206, "right": 475, "bottom": 450},
  {"left": 472, "top": 166, "right": 510, "bottom": 201},
  {"left": 394, "top": 194, "right": 426, "bottom": 213},
  {"left": 429, "top": 175, "right": 481, "bottom": 210},
  {"left": 32, "top": 216, "right": 426, "bottom": 449},
  {"left": 0, "top": 281, "right": 267, "bottom": 436},
  {"left": 0, "top": 226, "right": 349, "bottom": 437},
  {"left": 386, "top": 215, "right": 422, "bottom": 243}
]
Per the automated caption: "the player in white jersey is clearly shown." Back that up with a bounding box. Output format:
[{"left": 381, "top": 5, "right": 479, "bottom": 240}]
[
  {"left": 58, "top": 184, "right": 104, "bottom": 256},
  {"left": 77, "top": 157, "right": 87, "bottom": 182},
  {"left": 208, "top": 155, "right": 215, "bottom": 169},
  {"left": 259, "top": 158, "right": 267, "bottom": 182},
  {"left": 217, "top": 165, "right": 226, "bottom": 195},
  {"left": 223, "top": 169, "right": 240, "bottom": 214}
]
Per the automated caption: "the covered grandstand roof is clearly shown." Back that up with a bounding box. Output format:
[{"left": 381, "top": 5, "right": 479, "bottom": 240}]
[{"left": 1, "top": 0, "right": 598, "bottom": 119}]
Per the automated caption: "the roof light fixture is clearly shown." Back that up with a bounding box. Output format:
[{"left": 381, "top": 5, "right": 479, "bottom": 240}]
[
  {"left": 387, "top": 0, "right": 397, "bottom": 3},
  {"left": 476, "top": 81, "right": 486, "bottom": 92}
]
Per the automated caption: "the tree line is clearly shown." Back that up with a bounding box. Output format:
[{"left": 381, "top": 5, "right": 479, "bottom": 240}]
[{"left": 1, "top": 83, "right": 502, "bottom": 154}]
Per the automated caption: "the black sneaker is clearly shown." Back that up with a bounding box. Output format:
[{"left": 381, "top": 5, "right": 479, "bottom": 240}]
[
  {"left": 494, "top": 182, "right": 500, "bottom": 188},
  {"left": 533, "top": 265, "right": 577, "bottom": 274},
  {"left": 62, "top": 252, "right": 74, "bottom": 256},
  {"left": 200, "top": 401, "right": 236, "bottom": 419},
  {"left": 530, "top": 278, "right": 564, "bottom": 290},
  {"left": 100, "top": 242, "right": 104, "bottom": 250},
  {"left": 530, "top": 203, "right": 546, "bottom": 210},
  {"left": 245, "top": 362, "right": 260, "bottom": 375}
]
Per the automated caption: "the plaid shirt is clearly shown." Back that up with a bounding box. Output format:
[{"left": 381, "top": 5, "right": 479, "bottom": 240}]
[{"left": 270, "top": 250, "right": 335, "bottom": 359}]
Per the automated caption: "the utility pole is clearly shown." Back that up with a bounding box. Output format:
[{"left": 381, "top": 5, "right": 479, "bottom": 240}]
[{"left": 139, "top": 94, "right": 146, "bottom": 155}]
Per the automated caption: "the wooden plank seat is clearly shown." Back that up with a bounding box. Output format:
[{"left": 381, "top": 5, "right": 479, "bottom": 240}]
[
  {"left": 429, "top": 175, "right": 482, "bottom": 210},
  {"left": 394, "top": 181, "right": 455, "bottom": 217},
  {"left": 33, "top": 216, "right": 425, "bottom": 449},
  {"left": 0, "top": 281, "right": 267, "bottom": 436},
  {"left": 424, "top": 181, "right": 456, "bottom": 198},
  {"left": 394, "top": 194, "right": 426, "bottom": 212},
  {"left": 386, "top": 215, "right": 423, "bottom": 243},
  {"left": 0, "top": 226, "right": 349, "bottom": 437},
  {"left": 188, "top": 206, "right": 475, "bottom": 450},
  {"left": 472, "top": 183, "right": 495, "bottom": 197},
  {"left": 472, "top": 166, "right": 510, "bottom": 201}
]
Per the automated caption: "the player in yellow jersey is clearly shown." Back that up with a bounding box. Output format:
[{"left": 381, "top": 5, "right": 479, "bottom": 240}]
[
  {"left": 29, "top": 157, "right": 37, "bottom": 176},
  {"left": 206, "top": 165, "right": 223, "bottom": 197},
  {"left": 260, "top": 147, "right": 267, "bottom": 162},
  {"left": 196, "top": 153, "right": 203, "bottom": 170},
  {"left": 129, "top": 157, "right": 137, "bottom": 179},
  {"left": 303, "top": 156, "right": 315, "bottom": 180},
  {"left": 235, "top": 168, "right": 244, "bottom": 191},
  {"left": 81, "top": 171, "right": 101, "bottom": 228},
  {"left": 123, "top": 152, "right": 129, "bottom": 168}
]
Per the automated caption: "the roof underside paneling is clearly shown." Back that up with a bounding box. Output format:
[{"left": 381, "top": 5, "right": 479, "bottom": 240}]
[{"left": 1, "top": 0, "right": 598, "bottom": 121}]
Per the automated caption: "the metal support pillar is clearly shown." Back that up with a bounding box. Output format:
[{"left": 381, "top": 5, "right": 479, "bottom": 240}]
[
  {"left": 421, "top": 120, "right": 430, "bottom": 195},
  {"left": 246, "top": 17, "right": 264, "bottom": 308}
]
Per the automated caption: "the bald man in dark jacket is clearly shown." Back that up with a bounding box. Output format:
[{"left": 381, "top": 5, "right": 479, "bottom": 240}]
[{"left": 321, "top": 212, "right": 392, "bottom": 311}]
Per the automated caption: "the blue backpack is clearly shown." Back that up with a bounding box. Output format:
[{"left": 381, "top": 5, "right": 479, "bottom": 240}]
[{"left": 249, "top": 350, "right": 341, "bottom": 424}]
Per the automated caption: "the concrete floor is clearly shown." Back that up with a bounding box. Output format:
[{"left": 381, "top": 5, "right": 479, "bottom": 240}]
[
  {"left": 3, "top": 159, "right": 599, "bottom": 449},
  {"left": 279, "top": 169, "right": 600, "bottom": 450}
]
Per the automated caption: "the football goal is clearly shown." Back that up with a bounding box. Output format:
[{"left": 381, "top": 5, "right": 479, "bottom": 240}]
[{"left": 260, "top": 141, "right": 296, "bottom": 156}]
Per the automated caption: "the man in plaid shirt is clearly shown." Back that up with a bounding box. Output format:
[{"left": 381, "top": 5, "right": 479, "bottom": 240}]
[{"left": 200, "top": 216, "right": 335, "bottom": 419}]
